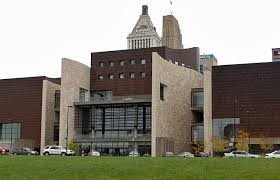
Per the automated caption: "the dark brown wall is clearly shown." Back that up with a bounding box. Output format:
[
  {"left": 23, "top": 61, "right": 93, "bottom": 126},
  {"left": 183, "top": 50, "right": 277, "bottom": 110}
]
[
  {"left": 91, "top": 47, "right": 199, "bottom": 96},
  {"left": 0, "top": 76, "right": 45, "bottom": 149},
  {"left": 212, "top": 62, "right": 280, "bottom": 137}
]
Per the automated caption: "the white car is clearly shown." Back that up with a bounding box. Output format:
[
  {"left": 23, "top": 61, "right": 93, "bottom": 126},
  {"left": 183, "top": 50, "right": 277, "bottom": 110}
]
[
  {"left": 224, "top": 151, "right": 260, "bottom": 158},
  {"left": 89, "top": 150, "right": 100, "bottom": 157},
  {"left": 43, "top": 145, "right": 75, "bottom": 156},
  {"left": 129, "top": 151, "right": 139, "bottom": 157},
  {"left": 265, "top": 151, "right": 280, "bottom": 158},
  {"left": 177, "top": 152, "right": 194, "bottom": 157}
]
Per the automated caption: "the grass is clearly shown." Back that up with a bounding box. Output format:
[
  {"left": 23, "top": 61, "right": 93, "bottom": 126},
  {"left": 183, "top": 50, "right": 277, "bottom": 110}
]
[{"left": 0, "top": 156, "right": 279, "bottom": 180}]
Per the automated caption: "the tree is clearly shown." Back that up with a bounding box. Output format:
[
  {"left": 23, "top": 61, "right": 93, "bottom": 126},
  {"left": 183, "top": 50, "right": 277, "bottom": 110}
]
[
  {"left": 68, "top": 141, "right": 80, "bottom": 156},
  {"left": 256, "top": 134, "right": 274, "bottom": 153},
  {"left": 191, "top": 141, "right": 204, "bottom": 153},
  {"left": 236, "top": 129, "right": 249, "bottom": 152},
  {"left": 211, "top": 137, "right": 228, "bottom": 155}
]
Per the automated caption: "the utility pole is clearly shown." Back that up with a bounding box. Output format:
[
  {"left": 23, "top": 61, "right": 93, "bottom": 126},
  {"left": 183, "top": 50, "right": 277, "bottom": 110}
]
[{"left": 66, "top": 105, "right": 73, "bottom": 155}]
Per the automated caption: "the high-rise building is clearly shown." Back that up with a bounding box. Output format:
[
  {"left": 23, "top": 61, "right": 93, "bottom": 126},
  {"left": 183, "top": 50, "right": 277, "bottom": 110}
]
[
  {"left": 199, "top": 54, "right": 218, "bottom": 73},
  {"left": 162, "top": 15, "right": 183, "bottom": 49},
  {"left": 127, "top": 5, "right": 161, "bottom": 49}
]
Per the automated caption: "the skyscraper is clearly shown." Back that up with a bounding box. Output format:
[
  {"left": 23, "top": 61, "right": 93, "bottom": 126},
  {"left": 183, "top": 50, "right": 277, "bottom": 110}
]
[
  {"left": 162, "top": 15, "right": 183, "bottom": 49},
  {"left": 127, "top": 5, "right": 161, "bottom": 49}
]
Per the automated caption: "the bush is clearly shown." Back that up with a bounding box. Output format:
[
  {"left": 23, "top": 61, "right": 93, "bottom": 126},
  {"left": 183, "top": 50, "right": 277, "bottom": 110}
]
[{"left": 68, "top": 142, "right": 80, "bottom": 156}]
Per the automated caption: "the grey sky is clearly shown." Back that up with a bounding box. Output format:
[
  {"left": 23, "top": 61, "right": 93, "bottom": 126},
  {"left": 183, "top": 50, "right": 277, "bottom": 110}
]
[{"left": 0, "top": 0, "right": 279, "bottom": 79}]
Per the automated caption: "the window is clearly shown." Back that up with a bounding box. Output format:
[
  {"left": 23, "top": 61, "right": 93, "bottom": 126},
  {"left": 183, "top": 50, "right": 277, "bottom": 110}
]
[
  {"left": 99, "top": 62, "right": 104, "bottom": 67},
  {"left": 160, "top": 83, "right": 166, "bottom": 101},
  {"left": 140, "top": 72, "right": 145, "bottom": 78},
  {"left": 109, "top": 61, "right": 114, "bottom": 67},
  {"left": 98, "top": 75, "right": 103, "bottom": 80},
  {"left": 141, "top": 59, "right": 146, "bottom": 64},
  {"left": 130, "top": 73, "right": 135, "bottom": 78},
  {"left": 79, "top": 88, "right": 87, "bottom": 102},
  {"left": 120, "top": 60, "right": 125, "bottom": 66},
  {"left": 109, "top": 74, "right": 114, "bottom": 79},
  {"left": 54, "top": 90, "right": 60, "bottom": 108},
  {"left": 213, "top": 118, "right": 240, "bottom": 139},
  {"left": 0, "top": 123, "right": 21, "bottom": 140},
  {"left": 119, "top": 73, "right": 124, "bottom": 79},
  {"left": 192, "top": 91, "right": 204, "bottom": 108},
  {"left": 191, "top": 126, "right": 204, "bottom": 141},
  {"left": 130, "top": 59, "right": 135, "bottom": 65},
  {"left": 53, "top": 126, "right": 59, "bottom": 141}
]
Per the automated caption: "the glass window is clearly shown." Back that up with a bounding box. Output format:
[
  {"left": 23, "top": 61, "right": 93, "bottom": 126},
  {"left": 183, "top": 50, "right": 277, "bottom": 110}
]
[
  {"left": 192, "top": 126, "right": 204, "bottom": 141},
  {"left": 109, "top": 61, "right": 114, "bottom": 67},
  {"left": 0, "top": 123, "right": 20, "bottom": 141},
  {"left": 140, "top": 72, "right": 145, "bottom": 78},
  {"left": 79, "top": 88, "right": 86, "bottom": 102},
  {"left": 99, "top": 62, "right": 104, "bottom": 67},
  {"left": 120, "top": 60, "right": 125, "bottom": 66},
  {"left": 130, "top": 59, "right": 135, "bottom": 65},
  {"left": 98, "top": 75, "right": 103, "bottom": 80},
  {"left": 130, "top": 73, "right": 135, "bottom": 78},
  {"left": 119, "top": 73, "right": 124, "bottom": 79},
  {"left": 141, "top": 59, "right": 146, "bottom": 64},
  {"left": 213, "top": 118, "right": 240, "bottom": 139},
  {"left": 192, "top": 91, "right": 204, "bottom": 108},
  {"left": 109, "top": 74, "right": 114, "bottom": 79}
]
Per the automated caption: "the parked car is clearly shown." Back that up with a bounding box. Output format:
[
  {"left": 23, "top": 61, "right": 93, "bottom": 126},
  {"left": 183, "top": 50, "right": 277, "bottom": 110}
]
[
  {"left": 43, "top": 145, "right": 75, "bottom": 156},
  {"left": 194, "top": 152, "right": 209, "bottom": 157},
  {"left": 129, "top": 150, "right": 139, "bottom": 157},
  {"left": 11, "top": 147, "right": 38, "bottom": 155},
  {"left": 89, "top": 150, "right": 101, "bottom": 157},
  {"left": 177, "top": 152, "right": 194, "bottom": 157},
  {"left": 224, "top": 151, "right": 260, "bottom": 158},
  {"left": 0, "top": 147, "right": 9, "bottom": 155},
  {"left": 265, "top": 151, "right": 280, "bottom": 158},
  {"left": 163, "top": 152, "right": 174, "bottom": 157}
]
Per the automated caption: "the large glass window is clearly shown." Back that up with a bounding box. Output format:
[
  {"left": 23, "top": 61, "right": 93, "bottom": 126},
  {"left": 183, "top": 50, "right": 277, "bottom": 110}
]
[
  {"left": 0, "top": 123, "right": 21, "bottom": 140},
  {"left": 213, "top": 118, "right": 240, "bottom": 139},
  {"left": 192, "top": 126, "right": 204, "bottom": 141},
  {"left": 192, "top": 91, "right": 204, "bottom": 108},
  {"left": 91, "top": 91, "right": 112, "bottom": 101},
  {"left": 54, "top": 90, "right": 60, "bottom": 108},
  {"left": 79, "top": 88, "right": 87, "bottom": 102}
]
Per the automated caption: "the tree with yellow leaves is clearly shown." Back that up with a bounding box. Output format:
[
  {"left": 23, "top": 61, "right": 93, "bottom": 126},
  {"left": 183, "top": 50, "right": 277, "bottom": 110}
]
[
  {"left": 256, "top": 134, "right": 274, "bottom": 154},
  {"left": 235, "top": 129, "right": 249, "bottom": 152}
]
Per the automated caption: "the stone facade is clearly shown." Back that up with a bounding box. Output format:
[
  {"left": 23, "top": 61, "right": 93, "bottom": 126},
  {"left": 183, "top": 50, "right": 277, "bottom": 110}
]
[
  {"left": 40, "top": 80, "right": 60, "bottom": 154},
  {"left": 59, "top": 58, "right": 90, "bottom": 147},
  {"left": 151, "top": 52, "right": 203, "bottom": 157},
  {"left": 203, "top": 70, "right": 212, "bottom": 155},
  {"left": 162, "top": 15, "right": 183, "bottom": 49}
]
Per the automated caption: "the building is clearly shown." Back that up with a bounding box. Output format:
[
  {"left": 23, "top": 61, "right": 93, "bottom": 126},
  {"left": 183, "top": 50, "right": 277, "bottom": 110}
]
[
  {"left": 272, "top": 48, "right": 280, "bottom": 62},
  {"left": 0, "top": 77, "right": 60, "bottom": 152},
  {"left": 199, "top": 54, "right": 218, "bottom": 73},
  {"left": 127, "top": 5, "right": 162, "bottom": 49},
  {"left": 162, "top": 15, "right": 183, "bottom": 49},
  {"left": 59, "top": 47, "right": 206, "bottom": 156}
]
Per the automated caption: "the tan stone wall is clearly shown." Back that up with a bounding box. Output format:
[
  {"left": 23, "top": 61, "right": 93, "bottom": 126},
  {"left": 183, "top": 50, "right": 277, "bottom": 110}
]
[
  {"left": 40, "top": 80, "right": 60, "bottom": 154},
  {"left": 152, "top": 52, "right": 203, "bottom": 156},
  {"left": 59, "top": 58, "right": 90, "bottom": 147},
  {"left": 162, "top": 15, "right": 183, "bottom": 49},
  {"left": 203, "top": 70, "right": 212, "bottom": 155}
]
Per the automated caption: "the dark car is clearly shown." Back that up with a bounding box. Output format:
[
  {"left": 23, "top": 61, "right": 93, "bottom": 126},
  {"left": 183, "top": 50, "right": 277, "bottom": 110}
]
[
  {"left": 12, "top": 147, "right": 38, "bottom": 155},
  {"left": 0, "top": 147, "right": 9, "bottom": 155}
]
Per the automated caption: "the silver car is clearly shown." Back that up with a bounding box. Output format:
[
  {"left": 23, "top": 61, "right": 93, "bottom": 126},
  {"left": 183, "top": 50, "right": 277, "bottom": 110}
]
[
  {"left": 265, "top": 151, "right": 280, "bottom": 158},
  {"left": 224, "top": 151, "right": 260, "bottom": 158},
  {"left": 177, "top": 152, "right": 194, "bottom": 157}
]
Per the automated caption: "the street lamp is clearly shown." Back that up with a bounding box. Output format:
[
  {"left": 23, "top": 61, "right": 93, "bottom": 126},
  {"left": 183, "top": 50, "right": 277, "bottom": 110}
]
[{"left": 66, "top": 105, "right": 73, "bottom": 155}]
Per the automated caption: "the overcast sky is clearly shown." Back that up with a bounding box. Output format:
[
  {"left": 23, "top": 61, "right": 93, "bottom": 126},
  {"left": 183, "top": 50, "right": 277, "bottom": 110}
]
[{"left": 0, "top": 0, "right": 279, "bottom": 79}]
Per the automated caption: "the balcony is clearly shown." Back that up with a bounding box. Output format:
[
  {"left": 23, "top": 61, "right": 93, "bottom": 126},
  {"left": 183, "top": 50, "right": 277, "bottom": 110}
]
[{"left": 191, "top": 88, "right": 204, "bottom": 112}]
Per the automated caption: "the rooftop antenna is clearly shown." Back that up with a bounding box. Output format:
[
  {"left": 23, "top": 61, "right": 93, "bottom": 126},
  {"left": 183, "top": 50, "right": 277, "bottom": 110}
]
[{"left": 170, "top": 1, "right": 173, "bottom": 15}]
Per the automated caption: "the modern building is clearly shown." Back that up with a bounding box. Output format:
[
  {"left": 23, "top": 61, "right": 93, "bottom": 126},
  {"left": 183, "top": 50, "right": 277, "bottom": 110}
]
[
  {"left": 0, "top": 77, "right": 60, "bottom": 152},
  {"left": 199, "top": 54, "right": 218, "bottom": 73}
]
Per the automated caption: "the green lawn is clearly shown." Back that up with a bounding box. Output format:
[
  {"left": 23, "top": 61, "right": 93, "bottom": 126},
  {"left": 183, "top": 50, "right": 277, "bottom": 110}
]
[{"left": 0, "top": 156, "right": 279, "bottom": 180}]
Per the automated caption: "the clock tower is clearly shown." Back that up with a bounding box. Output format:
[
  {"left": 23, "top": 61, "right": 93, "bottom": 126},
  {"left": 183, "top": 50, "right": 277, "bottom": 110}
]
[{"left": 127, "top": 5, "right": 162, "bottom": 49}]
